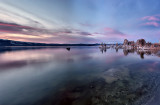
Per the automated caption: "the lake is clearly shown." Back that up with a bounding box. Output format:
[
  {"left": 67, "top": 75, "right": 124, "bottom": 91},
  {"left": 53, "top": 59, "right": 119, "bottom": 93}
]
[{"left": 0, "top": 46, "right": 160, "bottom": 105}]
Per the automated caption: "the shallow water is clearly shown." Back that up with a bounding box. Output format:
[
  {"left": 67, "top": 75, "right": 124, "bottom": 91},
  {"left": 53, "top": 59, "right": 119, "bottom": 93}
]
[{"left": 0, "top": 46, "right": 160, "bottom": 105}]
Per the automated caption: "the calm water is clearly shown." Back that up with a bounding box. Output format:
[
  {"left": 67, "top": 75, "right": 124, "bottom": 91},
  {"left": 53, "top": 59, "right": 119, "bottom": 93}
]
[{"left": 0, "top": 46, "right": 160, "bottom": 105}]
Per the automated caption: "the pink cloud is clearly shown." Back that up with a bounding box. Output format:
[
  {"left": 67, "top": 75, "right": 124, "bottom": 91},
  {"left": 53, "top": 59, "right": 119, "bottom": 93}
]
[
  {"left": 0, "top": 22, "right": 34, "bottom": 29},
  {"left": 103, "top": 27, "right": 127, "bottom": 37},
  {"left": 141, "top": 16, "right": 160, "bottom": 21},
  {"left": 93, "top": 27, "right": 128, "bottom": 41},
  {"left": 104, "top": 27, "right": 114, "bottom": 32},
  {"left": 140, "top": 15, "right": 160, "bottom": 27},
  {"left": 141, "top": 22, "right": 159, "bottom": 27},
  {"left": 0, "top": 21, "right": 98, "bottom": 43}
]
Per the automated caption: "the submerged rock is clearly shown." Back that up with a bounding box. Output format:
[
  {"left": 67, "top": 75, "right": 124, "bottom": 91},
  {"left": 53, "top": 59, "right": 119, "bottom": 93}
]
[
  {"left": 37, "top": 66, "right": 160, "bottom": 105},
  {"left": 101, "top": 66, "right": 129, "bottom": 83}
]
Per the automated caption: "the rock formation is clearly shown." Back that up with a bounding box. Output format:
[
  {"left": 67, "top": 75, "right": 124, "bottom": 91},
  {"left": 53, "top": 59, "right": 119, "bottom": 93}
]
[{"left": 136, "top": 39, "right": 146, "bottom": 47}]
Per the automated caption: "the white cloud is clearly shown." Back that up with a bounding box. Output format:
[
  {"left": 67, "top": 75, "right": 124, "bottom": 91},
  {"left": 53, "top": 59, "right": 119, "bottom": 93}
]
[{"left": 0, "top": 2, "right": 59, "bottom": 29}]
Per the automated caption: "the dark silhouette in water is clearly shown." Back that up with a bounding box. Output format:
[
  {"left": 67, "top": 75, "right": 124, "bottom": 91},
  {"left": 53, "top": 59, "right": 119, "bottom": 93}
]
[
  {"left": 116, "top": 48, "right": 118, "bottom": 53},
  {"left": 100, "top": 47, "right": 107, "bottom": 53},
  {"left": 66, "top": 47, "right": 71, "bottom": 51},
  {"left": 139, "top": 52, "right": 144, "bottom": 59},
  {"left": 123, "top": 49, "right": 135, "bottom": 56}
]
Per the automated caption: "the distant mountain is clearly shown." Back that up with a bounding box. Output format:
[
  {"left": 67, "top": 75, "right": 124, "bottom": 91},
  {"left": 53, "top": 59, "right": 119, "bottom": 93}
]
[{"left": 0, "top": 39, "right": 99, "bottom": 46}]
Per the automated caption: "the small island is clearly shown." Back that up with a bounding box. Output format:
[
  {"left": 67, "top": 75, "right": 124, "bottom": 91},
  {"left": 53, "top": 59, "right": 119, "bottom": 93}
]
[
  {"left": 123, "top": 39, "right": 160, "bottom": 50},
  {"left": 100, "top": 39, "right": 160, "bottom": 50}
]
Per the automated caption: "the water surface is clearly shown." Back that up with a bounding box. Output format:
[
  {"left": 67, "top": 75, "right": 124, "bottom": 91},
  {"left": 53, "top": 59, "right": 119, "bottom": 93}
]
[{"left": 0, "top": 46, "right": 160, "bottom": 105}]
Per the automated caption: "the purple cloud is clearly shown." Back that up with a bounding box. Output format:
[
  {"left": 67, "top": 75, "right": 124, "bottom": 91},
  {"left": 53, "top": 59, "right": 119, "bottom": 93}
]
[
  {"left": 77, "top": 31, "right": 93, "bottom": 36},
  {"left": 0, "top": 21, "right": 98, "bottom": 43},
  {"left": 141, "top": 22, "right": 159, "bottom": 27},
  {"left": 92, "top": 27, "right": 128, "bottom": 42},
  {"left": 140, "top": 14, "right": 160, "bottom": 27},
  {"left": 141, "top": 16, "right": 160, "bottom": 21}
]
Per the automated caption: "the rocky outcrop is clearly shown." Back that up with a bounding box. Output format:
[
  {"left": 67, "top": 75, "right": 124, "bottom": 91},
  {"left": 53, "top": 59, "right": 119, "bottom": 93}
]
[
  {"left": 136, "top": 39, "right": 146, "bottom": 47},
  {"left": 123, "top": 39, "right": 160, "bottom": 50}
]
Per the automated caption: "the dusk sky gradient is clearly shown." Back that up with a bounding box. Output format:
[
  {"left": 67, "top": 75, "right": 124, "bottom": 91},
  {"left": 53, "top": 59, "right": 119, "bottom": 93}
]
[{"left": 0, "top": 0, "right": 160, "bottom": 44}]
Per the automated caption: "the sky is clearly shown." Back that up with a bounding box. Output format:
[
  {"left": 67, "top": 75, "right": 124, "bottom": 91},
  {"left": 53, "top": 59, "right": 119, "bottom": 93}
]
[{"left": 0, "top": 0, "right": 160, "bottom": 44}]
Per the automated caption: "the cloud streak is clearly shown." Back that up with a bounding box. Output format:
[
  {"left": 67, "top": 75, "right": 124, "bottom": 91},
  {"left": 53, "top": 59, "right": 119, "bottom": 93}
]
[
  {"left": 140, "top": 14, "right": 160, "bottom": 27},
  {"left": 141, "top": 22, "right": 159, "bottom": 27},
  {"left": 141, "top": 15, "right": 160, "bottom": 21},
  {"left": 92, "top": 27, "right": 128, "bottom": 42},
  {"left": 0, "top": 20, "right": 129, "bottom": 43},
  {"left": 0, "top": 21, "right": 98, "bottom": 43}
]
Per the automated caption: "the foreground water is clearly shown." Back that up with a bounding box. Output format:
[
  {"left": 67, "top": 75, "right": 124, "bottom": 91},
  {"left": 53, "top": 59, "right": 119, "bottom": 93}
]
[{"left": 0, "top": 46, "right": 160, "bottom": 105}]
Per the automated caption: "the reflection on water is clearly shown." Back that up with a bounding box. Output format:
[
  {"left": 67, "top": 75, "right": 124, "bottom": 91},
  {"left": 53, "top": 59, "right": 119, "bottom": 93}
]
[
  {"left": 123, "top": 49, "right": 160, "bottom": 59},
  {"left": 0, "top": 46, "right": 160, "bottom": 105}
]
